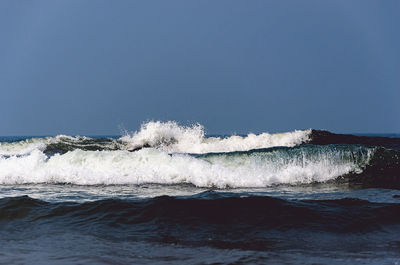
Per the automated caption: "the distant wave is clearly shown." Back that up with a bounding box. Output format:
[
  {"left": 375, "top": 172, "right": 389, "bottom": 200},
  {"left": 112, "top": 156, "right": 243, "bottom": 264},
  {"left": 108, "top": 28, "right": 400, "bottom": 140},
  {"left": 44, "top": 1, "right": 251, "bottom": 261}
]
[
  {"left": 2, "top": 121, "right": 399, "bottom": 157},
  {"left": 0, "top": 135, "right": 122, "bottom": 156},
  {"left": 119, "top": 121, "right": 312, "bottom": 153},
  {"left": 0, "top": 121, "right": 312, "bottom": 156},
  {"left": 119, "top": 121, "right": 400, "bottom": 152}
]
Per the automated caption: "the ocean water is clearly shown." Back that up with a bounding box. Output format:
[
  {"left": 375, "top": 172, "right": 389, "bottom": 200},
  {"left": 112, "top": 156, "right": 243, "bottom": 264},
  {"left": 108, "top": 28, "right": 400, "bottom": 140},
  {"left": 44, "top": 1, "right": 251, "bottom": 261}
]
[{"left": 0, "top": 121, "right": 400, "bottom": 264}]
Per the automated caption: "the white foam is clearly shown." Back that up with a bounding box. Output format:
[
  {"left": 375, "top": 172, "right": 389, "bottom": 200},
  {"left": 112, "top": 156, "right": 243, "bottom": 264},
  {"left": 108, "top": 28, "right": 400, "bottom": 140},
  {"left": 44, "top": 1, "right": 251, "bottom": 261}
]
[
  {"left": 0, "top": 136, "right": 91, "bottom": 156},
  {"left": 0, "top": 147, "right": 374, "bottom": 187},
  {"left": 0, "top": 121, "right": 311, "bottom": 156},
  {"left": 0, "top": 135, "right": 122, "bottom": 156},
  {"left": 120, "top": 121, "right": 312, "bottom": 154},
  {"left": 0, "top": 138, "right": 49, "bottom": 156}
]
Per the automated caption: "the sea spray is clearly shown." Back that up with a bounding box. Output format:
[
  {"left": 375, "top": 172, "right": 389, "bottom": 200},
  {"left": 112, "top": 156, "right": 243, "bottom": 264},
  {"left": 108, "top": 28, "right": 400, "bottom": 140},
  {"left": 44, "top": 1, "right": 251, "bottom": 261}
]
[{"left": 119, "top": 121, "right": 312, "bottom": 153}]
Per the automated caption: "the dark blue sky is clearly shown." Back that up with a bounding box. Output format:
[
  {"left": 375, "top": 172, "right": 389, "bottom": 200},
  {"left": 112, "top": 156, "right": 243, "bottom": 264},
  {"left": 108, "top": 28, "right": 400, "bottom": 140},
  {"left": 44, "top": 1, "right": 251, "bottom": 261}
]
[{"left": 0, "top": 0, "right": 399, "bottom": 135}]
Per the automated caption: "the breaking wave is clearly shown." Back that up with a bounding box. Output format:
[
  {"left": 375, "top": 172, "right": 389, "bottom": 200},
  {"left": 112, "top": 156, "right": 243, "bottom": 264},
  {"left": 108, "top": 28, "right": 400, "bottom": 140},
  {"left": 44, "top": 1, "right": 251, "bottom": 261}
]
[
  {"left": 0, "top": 121, "right": 312, "bottom": 156},
  {"left": 119, "top": 121, "right": 312, "bottom": 153},
  {"left": 0, "top": 121, "right": 399, "bottom": 188},
  {"left": 0, "top": 145, "right": 378, "bottom": 187},
  {"left": 0, "top": 135, "right": 122, "bottom": 156}
]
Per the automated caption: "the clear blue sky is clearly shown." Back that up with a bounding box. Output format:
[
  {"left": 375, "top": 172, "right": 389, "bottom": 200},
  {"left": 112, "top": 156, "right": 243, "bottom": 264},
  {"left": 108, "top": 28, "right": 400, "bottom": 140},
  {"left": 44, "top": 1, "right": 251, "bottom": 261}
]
[{"left": 0, "top": 0, "right": 399, "bottom": 135}]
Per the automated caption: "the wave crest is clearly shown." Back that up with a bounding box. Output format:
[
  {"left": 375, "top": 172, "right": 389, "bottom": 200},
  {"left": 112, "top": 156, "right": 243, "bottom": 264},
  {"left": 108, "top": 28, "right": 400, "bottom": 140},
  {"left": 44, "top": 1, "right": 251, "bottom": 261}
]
[{"left": 120, "top": 121, "right": 312, "bottom": 154}]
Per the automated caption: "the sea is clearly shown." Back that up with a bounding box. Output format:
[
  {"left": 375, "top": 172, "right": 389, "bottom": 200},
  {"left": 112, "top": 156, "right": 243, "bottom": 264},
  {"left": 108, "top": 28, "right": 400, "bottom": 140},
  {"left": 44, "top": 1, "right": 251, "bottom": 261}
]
[{"left": 0, "top": 121, "right": 399, "bottom": 265}]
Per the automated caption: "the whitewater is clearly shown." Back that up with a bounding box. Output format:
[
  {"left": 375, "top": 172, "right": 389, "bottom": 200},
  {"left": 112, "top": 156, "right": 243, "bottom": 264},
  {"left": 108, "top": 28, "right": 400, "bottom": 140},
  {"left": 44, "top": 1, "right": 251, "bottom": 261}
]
[
  {"left": 0, "top": 121, "right": 382, "bottom": 188},
  {"left": 120, "top": 120, "right": 312, "bottom": 153}
]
